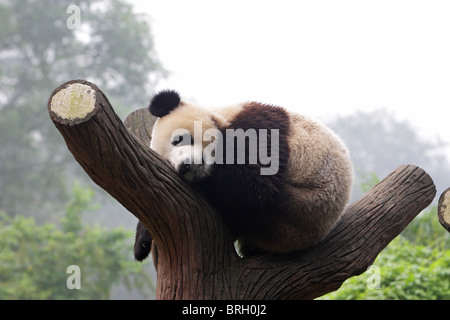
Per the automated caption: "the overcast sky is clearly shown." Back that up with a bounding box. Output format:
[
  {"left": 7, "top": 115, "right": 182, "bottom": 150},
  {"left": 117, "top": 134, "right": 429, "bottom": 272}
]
[{"left": 132, "top": 0, "right": 450, "bottom": 155}]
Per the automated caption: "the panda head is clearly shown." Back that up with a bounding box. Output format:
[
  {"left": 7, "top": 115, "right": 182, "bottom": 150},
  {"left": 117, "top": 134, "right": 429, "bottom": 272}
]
[{"left": 149, "top": 90, "right": 221, "bottom": 181}]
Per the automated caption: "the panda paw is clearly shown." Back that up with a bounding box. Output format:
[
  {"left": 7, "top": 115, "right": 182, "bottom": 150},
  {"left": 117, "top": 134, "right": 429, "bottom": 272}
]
[{"left": 134, "top": 221, "right": 153, "bottom": 261}]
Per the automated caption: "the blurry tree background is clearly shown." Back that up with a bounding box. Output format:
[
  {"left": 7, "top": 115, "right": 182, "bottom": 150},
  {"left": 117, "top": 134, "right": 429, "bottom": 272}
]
[
  {"left": 0, "top": 183, "right": 154, "bottom": 299},
  {"left": 0, "top": 0, "right": 449, "bottom": 299},
  {"left": 0, "top": 0, "right": 165, "bottom": 220},
  {"left": 0, "top": 0, "right": 165, "bottom": 299},
  {"left": 327, "top": 109, "right": 450, "bottom": 201},
  {"left": 324, "top": 109, "right": 450, "bottom": 300}
]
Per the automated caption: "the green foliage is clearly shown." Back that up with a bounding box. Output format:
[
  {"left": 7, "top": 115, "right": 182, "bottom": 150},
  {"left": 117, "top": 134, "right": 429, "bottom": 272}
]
[
  {"left": 402, "top": 206, "right": 450, "bottom": 249},
  {"left": 0, "top": 0, "right": 166, "bottom": 218},
  {"left": 0, "top": 183, "right": 154, "bottom": 299},
  {"left": 0, "top": 1, "right": 160, "bottom": 298},
  {"left": 321, "top": 234, "right": 450, "bottom": 300},
  {"left": 320, "top": 175, "right": 450, "bottom": 300}
]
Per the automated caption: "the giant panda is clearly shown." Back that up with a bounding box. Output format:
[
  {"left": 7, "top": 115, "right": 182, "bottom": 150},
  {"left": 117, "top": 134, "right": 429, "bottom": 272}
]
[{"left": 134, "top": 90, "right": 353, "bottom": 260}]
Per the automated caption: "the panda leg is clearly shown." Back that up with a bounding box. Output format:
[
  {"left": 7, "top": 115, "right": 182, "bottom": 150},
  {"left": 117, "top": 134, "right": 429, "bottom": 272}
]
[{"left": 134, "top": 221, "right": 152, "bottom": 261}]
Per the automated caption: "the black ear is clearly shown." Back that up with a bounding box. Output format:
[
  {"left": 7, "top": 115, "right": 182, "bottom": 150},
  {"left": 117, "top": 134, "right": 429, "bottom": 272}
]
[{"left": 149, "top": 90, "right": 181, "bottom": 117}]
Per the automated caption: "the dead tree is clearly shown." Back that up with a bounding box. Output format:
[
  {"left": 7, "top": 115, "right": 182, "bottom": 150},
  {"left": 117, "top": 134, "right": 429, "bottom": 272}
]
[{"left": 48, "top": 80, "right": 437, "bottom": 300}]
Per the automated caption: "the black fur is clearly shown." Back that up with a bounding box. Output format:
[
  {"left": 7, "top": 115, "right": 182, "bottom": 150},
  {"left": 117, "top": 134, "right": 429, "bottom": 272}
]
[
  {"left": 136, "top": 101, "right": 291, "bottom": 258},
  {"left": 134, "top": 221, "right": 152, "bottom": 261},
  {"left": 149, "top": 90, "right": 181, "bottom": 117},
  {"left": 200, "top": 103, "right": 290, "bottom": 252}
]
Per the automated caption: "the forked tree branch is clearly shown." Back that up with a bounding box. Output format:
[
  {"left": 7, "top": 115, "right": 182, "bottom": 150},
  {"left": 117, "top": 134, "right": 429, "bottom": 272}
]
[{"left": 48, "top": 80, "right": 437, "bottom": 300}]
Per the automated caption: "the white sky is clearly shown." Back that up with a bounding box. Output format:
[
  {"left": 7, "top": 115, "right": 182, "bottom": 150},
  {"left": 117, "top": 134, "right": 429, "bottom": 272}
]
[{"left": 133, "top": 0, "right": 450, "bottom": 155}]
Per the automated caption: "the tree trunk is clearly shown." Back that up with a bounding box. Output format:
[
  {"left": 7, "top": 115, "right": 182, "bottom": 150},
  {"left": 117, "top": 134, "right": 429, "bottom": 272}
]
[{"left": 48, "top": 80, "right": 437, "bottom": 300}]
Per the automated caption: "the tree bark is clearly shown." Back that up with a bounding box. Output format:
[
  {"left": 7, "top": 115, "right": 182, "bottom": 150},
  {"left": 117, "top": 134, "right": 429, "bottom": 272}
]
[
  {"left": 48, "top": 80, "right": 437, "bottom": 300},
  {"left": 438, "top": 188, "right": 450, "bottom": 233}
]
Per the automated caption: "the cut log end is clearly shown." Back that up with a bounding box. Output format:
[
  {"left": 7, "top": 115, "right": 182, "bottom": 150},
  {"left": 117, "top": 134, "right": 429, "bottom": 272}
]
[
  {"left": 49, "top": 81, "right": 97, "bottom": 123},
  {"left": 438, "top": 188, "right": 450, "bottom": 233}
]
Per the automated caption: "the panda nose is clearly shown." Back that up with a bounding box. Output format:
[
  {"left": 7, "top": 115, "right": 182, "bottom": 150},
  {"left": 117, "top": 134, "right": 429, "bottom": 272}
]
[{"left": 179, "top": 162, "right": 191, "bottom": 175}]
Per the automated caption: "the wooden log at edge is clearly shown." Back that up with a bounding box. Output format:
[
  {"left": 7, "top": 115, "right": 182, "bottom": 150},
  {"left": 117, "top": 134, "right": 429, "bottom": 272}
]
[{"left": 438, "top": 188, "right": 450, "bottom": 233}]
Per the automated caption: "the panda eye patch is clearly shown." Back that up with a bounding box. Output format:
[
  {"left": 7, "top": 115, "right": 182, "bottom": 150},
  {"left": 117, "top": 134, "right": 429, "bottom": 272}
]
[{"left": 171, "top": 133, "right": 193, "bottom": 146}]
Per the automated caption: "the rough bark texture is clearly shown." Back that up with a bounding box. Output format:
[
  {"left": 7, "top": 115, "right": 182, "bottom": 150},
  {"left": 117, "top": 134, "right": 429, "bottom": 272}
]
[{"left": 48, "top": 80, "right": 437, "bottom": 300}]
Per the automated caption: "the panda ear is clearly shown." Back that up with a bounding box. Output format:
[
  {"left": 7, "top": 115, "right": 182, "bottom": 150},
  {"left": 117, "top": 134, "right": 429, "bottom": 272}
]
[{"left": 149, "top": 90, "right": 181, "bottom": 117}]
